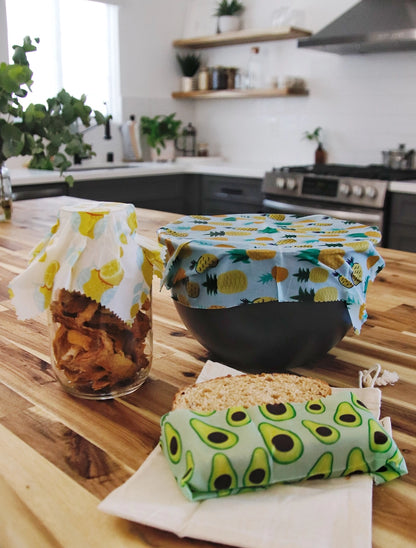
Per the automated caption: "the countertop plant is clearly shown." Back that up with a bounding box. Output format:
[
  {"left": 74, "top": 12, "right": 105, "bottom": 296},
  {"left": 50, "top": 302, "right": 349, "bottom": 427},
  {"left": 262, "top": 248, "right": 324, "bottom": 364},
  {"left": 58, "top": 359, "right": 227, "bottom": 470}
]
[{"left": 0, "top": 36, "right": 108, "bottom": 185}]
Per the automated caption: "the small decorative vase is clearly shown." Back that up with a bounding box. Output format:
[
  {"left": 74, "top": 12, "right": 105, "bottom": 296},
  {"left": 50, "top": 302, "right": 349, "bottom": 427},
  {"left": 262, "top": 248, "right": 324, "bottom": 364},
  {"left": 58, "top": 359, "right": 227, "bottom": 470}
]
[
  {"left": 218, "top": 15, "right": 240, "bottom": 33},
  {"left": 0, "top": 165, "right": 13, "bottom": 222},
  {"left": 181, "top": 76, "right": 194, "bottom": 93},
  {"left": 150, "top": 140, "right": 176, "bottom": 162},
  {"left": 315, "top": 143, "right": 327, "bottom": 165}
]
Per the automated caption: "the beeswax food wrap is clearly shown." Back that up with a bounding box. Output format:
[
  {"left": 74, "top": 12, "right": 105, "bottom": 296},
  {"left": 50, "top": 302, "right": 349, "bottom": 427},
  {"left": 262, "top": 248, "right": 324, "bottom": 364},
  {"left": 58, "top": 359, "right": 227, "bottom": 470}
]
[
  {"left": 160, "top": 391, "right": 407, "bottom": 501},
  {"left": 157, "top": 213, "right": 384, "bottom": 332},
  {"left": 9, "top": 201, "right": 161, "bottom": 323}
]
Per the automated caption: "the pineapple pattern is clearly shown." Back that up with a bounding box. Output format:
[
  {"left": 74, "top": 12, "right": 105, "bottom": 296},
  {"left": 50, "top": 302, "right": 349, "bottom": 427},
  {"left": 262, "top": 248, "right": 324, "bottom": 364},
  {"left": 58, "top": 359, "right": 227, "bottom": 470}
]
[{"left": 157, "top": 213, "right": 385, "bottom": 332}]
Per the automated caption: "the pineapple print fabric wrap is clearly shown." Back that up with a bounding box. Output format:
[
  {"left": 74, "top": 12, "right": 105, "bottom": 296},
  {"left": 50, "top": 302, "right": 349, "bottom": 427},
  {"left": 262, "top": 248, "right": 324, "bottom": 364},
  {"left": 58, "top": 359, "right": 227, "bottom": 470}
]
[
  {"left": 160, "top": 391, "right": 407, "bottom": 501},
  {"left": 157, "top": 213, "right": 384, "bottom": 332},
  {"left": 9, "top": 201, "right": 161, "bottom": 323}
]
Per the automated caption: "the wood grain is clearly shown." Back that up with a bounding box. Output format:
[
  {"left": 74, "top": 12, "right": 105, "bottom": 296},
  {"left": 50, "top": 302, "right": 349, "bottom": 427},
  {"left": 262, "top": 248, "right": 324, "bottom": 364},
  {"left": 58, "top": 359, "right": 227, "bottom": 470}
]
[{"left": 1, "top": 196, "right": 415, "bottom": 548}]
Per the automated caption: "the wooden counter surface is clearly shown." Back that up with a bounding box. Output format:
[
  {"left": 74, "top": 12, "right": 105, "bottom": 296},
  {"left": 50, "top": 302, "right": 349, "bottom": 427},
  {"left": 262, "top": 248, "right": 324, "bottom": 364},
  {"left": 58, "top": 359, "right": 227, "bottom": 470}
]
[{"left": 0, "top": 197, "right": 414, "bottom": 548}]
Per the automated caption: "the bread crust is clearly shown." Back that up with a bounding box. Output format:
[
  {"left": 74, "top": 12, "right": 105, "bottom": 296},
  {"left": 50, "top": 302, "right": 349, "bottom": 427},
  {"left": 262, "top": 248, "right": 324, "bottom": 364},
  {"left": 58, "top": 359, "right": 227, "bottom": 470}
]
[{"left": 172, "top": 373, "right": 331, "bottom": 412}]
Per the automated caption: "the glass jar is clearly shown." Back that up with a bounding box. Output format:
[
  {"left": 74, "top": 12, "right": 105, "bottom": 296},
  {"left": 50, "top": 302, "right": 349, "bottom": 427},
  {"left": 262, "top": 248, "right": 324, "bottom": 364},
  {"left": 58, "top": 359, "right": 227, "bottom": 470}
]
[
  {"left": 0, "top": 165, "right": 12, "bottom": 222},
  {"left": 211, "top": 66, "right": 228, "bottom": 90},
  {"left": 48, "top": 287, "right": 152, "bottom": 399},
  {"left": 197, "top": 67, "right": 209, "bottom": 91}
]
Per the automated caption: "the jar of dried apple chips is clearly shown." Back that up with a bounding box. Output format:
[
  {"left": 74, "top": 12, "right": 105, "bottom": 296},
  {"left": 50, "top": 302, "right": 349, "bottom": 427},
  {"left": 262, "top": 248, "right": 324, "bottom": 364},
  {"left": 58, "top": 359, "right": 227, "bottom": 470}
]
[{"left": 9, "top": 202, "right": 161, "bottom": 399}]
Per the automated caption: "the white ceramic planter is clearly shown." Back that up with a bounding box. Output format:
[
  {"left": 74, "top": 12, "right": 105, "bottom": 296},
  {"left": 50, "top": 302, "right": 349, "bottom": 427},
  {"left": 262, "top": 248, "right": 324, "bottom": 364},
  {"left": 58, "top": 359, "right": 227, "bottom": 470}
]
[
  {"left": 218, "top": 15, "right": 240, "bottom": 33},
  {"left": 180, "top": 76, "right": 194, "bottom": 93},
  {"left": 150, "top": 139, "right": 175, "bottom": 162}
]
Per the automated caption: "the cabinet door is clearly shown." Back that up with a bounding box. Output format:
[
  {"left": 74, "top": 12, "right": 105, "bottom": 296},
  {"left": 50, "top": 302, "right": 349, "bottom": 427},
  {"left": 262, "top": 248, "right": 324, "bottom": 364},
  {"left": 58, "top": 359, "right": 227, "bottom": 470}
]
[
  {"left": 387, "top": 192, "right": 416, "bottom": 252},
  {"left": 68, "top": 175, "right": 186, "bottom": 213},
  {"left": 201, "top": 175, "right": 263, "bottom": 214}
]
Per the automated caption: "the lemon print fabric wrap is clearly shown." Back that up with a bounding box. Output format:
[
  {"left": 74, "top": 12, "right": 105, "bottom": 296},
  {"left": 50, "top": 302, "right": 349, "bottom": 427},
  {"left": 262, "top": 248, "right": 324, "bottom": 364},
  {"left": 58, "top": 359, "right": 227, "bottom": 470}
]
[
  {"left": 160, "top": 391, "right": 407, "bottom": 501},
  {"left": 9, "top": 202, "right": 160, "bottom": 323},
  {"left": 157, "top": 214, "right": 385, "bottom": 332}
]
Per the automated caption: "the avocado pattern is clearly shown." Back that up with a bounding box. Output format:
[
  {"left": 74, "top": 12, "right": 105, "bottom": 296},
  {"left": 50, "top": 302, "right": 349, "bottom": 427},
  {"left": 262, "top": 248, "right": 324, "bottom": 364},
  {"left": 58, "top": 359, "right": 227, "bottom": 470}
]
[
  {"left": 157, "top": 214, "right": 385, "bottom": 333},
  {"left": 226, "top": 406, "right": 252, "bottom": 427},
  {"left": 164, "top": 422, "right": 182, "bottom": 464},
  {"left": 190, "top": 417, "right": 239, "bottom": 450},
  {"left": 243, "top": 447, "right": 271, "bottom": 487},
  {"left": 307, "top": 452, "right": 333, "bottom": 480},
  {"left": 259, "top": 402, "right": 296, "bottom": 421},
  {"left": 208, "top": 453, "right": 238, "bottom": 495},
  {"left": 160, "top": 391, "right": 407, "bottom": 502},
  {"left": 334, "top": 401, "right": 362, "bottom": 427},
  {"left": 302, "top": 420, "right": 340, "bottom": 444},
  {"left": 343, "top": 447, "right": 370, "bottom": 476},
  {"left": 306, "top": 399, "right": 326, "bottom": 414}
]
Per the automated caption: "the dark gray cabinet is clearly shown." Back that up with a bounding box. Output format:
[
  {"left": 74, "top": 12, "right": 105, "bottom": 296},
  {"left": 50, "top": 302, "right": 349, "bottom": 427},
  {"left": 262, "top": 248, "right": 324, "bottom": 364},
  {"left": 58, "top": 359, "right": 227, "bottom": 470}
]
[
  {"left": 387, "top": 192, "right": 416, "bottom": 252},
  {"left": 68, "top": 174, "right": 190, "bottom": 214},
  {"left": 200, "top": 175, "right": 263, "bottom": 214},
  {"left": 12, "top": 182, "right": 68, "bottom": 201}
]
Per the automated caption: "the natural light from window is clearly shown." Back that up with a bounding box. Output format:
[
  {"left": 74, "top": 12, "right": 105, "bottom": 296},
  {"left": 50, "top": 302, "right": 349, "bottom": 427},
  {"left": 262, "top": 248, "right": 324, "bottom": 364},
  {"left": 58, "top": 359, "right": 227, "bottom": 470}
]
[{"left": 5, "top": 0, "right": 120, "bottom": 121}]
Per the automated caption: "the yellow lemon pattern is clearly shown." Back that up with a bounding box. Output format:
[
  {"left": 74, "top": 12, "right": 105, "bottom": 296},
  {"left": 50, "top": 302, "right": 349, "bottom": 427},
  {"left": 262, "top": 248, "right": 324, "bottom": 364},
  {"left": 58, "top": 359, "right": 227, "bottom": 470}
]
[
  {"left": 158, "top": 213, "right": 385, "bottom": 332},
  {"left": 78, "top": 210, "right": 108, "bottom": 238},
  {"left": 9, "top": 202, "right": 161, "bottom": 325}
]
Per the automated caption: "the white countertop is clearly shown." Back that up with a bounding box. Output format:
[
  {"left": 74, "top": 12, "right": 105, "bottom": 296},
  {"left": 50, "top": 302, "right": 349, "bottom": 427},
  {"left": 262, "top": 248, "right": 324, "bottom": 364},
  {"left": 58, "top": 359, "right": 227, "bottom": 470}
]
[
  {"left": 8, "top": 159, "right": 416, "bottom": 193},
  {"left": 9, "top": 158, "right": 271, "bottom": 187}
]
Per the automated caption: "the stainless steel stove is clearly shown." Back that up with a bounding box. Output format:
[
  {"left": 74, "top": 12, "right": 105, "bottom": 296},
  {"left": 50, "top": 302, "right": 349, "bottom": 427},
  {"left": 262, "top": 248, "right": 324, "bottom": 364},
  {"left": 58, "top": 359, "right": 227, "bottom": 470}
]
[{"left": 262, "top": 164, "right": 416, "bottom": 243}]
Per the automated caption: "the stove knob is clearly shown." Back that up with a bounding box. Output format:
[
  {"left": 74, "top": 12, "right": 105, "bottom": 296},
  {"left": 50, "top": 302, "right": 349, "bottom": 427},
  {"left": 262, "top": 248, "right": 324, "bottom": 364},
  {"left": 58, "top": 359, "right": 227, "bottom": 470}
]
[
  {"left": 275, "top": 176, "right": 286, "bottom": 189},
  {"left": 352, "top": 185, "right": 364, "bottom": 198},
  {"left": 339, "top": 182, "right": 351, "bottom": 196},
  {"left": 286, "top": 177, "right": 298, "bottom": 191},
  {"left": 365, "top": 186, "right": 377, "bottom": 199}
]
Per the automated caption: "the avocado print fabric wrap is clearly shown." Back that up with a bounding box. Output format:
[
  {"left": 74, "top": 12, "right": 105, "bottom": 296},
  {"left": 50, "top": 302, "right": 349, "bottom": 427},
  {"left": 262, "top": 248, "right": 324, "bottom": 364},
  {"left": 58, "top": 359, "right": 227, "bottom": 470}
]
[
  {"left": 160, "top": 391, "right": 407, "bottom": 502},
  {"left": 157, "top": 213, "right": 384, "bottom": 332},
  {"left": 9, "top": 201, "right": 162, "bottom": 323}
]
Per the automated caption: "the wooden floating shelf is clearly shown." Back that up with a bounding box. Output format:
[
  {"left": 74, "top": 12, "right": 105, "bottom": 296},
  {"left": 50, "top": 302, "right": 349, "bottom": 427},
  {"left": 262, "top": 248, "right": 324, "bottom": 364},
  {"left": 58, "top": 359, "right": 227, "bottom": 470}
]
[
  {"left": 172, "top": 88, "right": 309, "bottom": 100},
  {"left": 173, "top": 26, "right": 312, "bottom": 49}
]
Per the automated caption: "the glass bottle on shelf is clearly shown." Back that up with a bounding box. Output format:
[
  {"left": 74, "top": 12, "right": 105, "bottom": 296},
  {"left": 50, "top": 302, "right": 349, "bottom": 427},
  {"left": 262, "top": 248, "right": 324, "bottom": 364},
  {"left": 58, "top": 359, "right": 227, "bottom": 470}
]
[{"left": 247, "top": 46, "right": 261, "bottom": 89}]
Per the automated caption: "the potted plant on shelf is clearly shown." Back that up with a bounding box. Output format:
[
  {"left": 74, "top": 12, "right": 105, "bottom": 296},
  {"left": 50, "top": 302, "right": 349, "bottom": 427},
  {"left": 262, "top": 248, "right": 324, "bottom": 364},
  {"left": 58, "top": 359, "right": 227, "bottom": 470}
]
[
  {"left": 140, "top": 113, "right": 182, "bottom": 162},
  {"left": 0, "top": 36, "right": 108, "bottom": 221},
  {"left": 303, "top": 127, "right": 327, "bottom": 165},
  {"left": 215, "top": 0, "right": 244, "bottom": 33},
  {"left": 176, "top": 52, "right": 201, "bottom": 92}
]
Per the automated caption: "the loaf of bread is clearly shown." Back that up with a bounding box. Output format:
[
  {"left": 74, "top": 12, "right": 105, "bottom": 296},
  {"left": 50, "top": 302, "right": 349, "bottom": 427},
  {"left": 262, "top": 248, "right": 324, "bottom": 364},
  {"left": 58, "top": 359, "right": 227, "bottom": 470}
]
[{"left": 172, "top": 373, "right": 331, "bottom": 413}]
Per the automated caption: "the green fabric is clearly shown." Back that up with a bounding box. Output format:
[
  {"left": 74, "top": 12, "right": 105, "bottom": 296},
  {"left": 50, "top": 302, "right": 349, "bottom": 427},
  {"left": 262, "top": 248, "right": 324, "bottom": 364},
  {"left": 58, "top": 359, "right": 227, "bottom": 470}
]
[
  {"left": 157, "top": 213, "right": 384, "bottom": 333},
  {"left": 160, "top": 392, "right": 407, "bottom": 501}
]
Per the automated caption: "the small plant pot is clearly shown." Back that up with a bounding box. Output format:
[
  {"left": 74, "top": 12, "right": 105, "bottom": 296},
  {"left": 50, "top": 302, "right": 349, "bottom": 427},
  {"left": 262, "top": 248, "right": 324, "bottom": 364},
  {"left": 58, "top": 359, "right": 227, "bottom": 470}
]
[
  {"left": 150, "top": 139, "right": 176, "bottom": 162},
  {"left": 181, "top": 76, "right": 194, "bottom": 93},
  {"left": 218, "top": 15, "right": 240, "bottom": 33}
]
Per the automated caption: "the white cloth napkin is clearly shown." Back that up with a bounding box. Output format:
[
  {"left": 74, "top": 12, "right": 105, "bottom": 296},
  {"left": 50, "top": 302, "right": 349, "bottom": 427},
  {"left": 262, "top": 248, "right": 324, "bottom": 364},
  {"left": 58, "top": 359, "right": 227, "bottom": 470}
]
[{"left": 99, "top": 361, "right": 385, "bottom": 548}]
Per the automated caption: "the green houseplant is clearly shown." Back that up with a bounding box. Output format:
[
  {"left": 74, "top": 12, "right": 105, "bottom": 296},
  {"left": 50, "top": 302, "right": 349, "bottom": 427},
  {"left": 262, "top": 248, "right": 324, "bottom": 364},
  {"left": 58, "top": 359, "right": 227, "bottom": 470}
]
[
  {"left": 176, "top": 52, "right": 201, "bottom": 92},
  {"left": 215, "top": 0, "right": 244, "bottom": 32},
  {"left": 0, "top": 36, "right": 107, "bottom": 220},
  {"left": 140, "top": 113, "right": 182, "bottom": 161}
]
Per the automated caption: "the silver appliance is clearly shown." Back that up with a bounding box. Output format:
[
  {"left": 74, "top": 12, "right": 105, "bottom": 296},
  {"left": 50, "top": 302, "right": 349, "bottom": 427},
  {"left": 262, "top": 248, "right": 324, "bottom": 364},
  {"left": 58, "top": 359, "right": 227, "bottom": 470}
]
[
  {"left": 298, "top": 0, "right": 416, "bottom": 55},
  {"left": 262, "top": 164, "right": 416, "bottom": 245}
]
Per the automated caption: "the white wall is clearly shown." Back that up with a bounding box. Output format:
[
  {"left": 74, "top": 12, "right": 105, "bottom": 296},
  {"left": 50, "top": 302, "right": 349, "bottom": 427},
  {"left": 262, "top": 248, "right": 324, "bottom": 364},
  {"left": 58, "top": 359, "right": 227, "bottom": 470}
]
[
  {"left": 2, "top": 0, "right": 416, "bottom": 168},
  {"left": 179, "top": 0, "right": 416, "bottom": 166}
]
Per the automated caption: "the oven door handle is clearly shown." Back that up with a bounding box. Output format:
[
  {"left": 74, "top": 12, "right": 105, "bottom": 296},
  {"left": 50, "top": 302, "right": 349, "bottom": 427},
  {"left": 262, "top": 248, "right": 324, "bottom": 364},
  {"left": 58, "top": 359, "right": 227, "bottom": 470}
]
[{"left": 262, "top": 199, "right": 382, "bottom": 224}]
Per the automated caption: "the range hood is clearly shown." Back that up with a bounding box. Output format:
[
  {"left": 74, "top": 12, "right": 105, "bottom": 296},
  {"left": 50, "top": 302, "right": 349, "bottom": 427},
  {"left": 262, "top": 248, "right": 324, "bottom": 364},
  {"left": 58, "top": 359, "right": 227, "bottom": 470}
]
[{"left": 298, "top": 0, "right": 416, "bottom": 54}]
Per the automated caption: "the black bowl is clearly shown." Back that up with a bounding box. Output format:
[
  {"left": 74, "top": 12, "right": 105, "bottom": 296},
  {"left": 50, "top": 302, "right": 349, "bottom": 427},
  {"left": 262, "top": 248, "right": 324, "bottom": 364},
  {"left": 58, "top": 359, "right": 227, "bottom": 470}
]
[{"left": 174, "top": 300, "right": 352, "bottom": 373}]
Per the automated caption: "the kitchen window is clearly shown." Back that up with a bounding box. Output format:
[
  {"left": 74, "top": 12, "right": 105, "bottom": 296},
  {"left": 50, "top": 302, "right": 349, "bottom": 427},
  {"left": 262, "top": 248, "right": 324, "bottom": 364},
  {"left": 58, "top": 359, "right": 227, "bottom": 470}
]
[{"left": 5, "top": 0, "right": 121, "bottom": 121}]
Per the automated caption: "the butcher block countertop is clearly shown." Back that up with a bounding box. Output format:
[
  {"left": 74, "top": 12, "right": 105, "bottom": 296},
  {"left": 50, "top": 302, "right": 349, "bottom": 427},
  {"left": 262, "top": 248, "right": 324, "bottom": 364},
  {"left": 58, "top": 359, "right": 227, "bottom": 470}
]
[{"left": 0, "top": 196, "right": 415, "bottom": 548}]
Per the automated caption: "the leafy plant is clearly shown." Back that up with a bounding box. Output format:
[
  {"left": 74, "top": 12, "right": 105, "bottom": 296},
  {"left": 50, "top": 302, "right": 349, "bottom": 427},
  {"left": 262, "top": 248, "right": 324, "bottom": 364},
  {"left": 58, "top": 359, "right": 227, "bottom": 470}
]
[
  {"left": 140, "top": 113, "right": 182, "bottom": 156},
  {"left": 0, "top": 36, "right": 108, "bottom": 185},
  {"left": 215, "top": 0, "right": 244, "bottom": 16},
  {"left": 176, "top": 52, "right": 201, "bottom": 77},
  {"left": 303, "top": 127, "right": 323, "bottom": 146}
]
